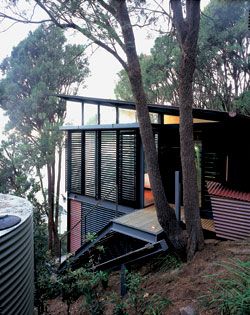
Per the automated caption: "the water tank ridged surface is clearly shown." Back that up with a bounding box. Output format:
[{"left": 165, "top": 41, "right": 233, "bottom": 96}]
[{"left": 0, "top": 194, "right": 33, "bottom": 315}]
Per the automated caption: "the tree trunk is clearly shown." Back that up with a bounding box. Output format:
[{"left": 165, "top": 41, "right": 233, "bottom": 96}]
[
  {"left": 114, "top": 0, "right": 185, "bottom": 252},
  {"left": 47, "top": 163, "right": 54, "bottom": 252},
  {"left": 54, "top": 142, "right": 63, "bottom": 256},
  {"left": 51, "top": 156, "right": 60, "bottom": 255},
  {"left": 171, "top": 0, "right": 204, "bottom": 260}
]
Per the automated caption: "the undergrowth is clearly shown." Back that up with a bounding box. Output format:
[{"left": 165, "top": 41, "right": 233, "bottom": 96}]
[
  {"left": 151, "top": 253, "right": 182, "bottom": 272},
  {"left": 202, "top": 259, "right": 250, "bottom": 315},
  {"left": 112, "top": 271, "right": 171, "bottom": 315}
]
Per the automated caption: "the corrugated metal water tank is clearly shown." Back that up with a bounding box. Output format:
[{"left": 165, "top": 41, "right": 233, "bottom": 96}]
[{"left": 0, "top": 194, "right": 34, "bottom": 315}]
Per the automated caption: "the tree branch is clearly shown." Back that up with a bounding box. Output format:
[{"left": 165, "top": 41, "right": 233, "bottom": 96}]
[
  {"left": 34, "top": 0, "right": 128, "bottom": 71},
  {"left": 170, "top": 0, "right": 187, "bottom": 44},
  {"left": 0, "top": 12, "right": 50, "bottom": 25}
]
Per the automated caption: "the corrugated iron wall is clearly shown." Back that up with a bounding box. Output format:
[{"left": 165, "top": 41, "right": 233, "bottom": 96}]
[
  {"left": 0, "top": 215, "right": 33, "bottom": 315},
  {"left": 211, "top": 196, "right": 250, "bottom": 240},
  {"left": 70, "top": 200, "right": 82, "bottom": 253}
]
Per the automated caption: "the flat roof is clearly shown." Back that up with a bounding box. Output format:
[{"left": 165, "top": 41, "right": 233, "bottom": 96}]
[
  {"left": 61, "top": 123, "right": 140, "bottom": 131},
  {"left": 57, "top": 94, "right": 250, "bottom": 123}
]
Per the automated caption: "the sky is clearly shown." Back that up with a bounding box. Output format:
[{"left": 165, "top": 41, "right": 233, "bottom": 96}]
[
  {"left": 0, "top": 0, "right": 210, "bottom": 133},
  {"left": 0, "top": 7, "right": 155, "bottom": 133},
  {"left": 0, "top": 0, "right": 210, "bottom": 232}
]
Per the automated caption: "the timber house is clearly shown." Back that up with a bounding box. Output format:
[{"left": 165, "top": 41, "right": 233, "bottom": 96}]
[{"left": 58, "top": 95, "right": 250, "bottom": 270}]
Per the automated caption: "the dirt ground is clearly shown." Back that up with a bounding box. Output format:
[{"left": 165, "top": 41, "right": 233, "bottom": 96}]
[{"left": 46, "top": 238, "right": 250, "bottom": 314}]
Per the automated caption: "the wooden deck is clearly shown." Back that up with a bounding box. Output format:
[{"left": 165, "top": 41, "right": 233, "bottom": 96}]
[
  {"left": 114, "top": 205, "right": 162, "bottom": 235},
  {"left": 114, "top": 205, "right": 215, "bottom": 234}
]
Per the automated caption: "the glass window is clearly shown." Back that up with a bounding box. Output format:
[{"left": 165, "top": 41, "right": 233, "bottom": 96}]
[
  {"left": 119, "top": 108, "right": 136, "bottom": 123},
  {"left": 84, "top": 103, "right": 98, "bottom": 125},
  {"left": 164, "top": 115, "right": 180, "bottom": 124},
  {"left": 64, "top": 101, "right": 82, "bottom": 126},
  {"left": 150, "top": 112, "right": 159, "bottom": 123},
  {"left": 100, "top": 105, "right": 116, "bottom": 124}
]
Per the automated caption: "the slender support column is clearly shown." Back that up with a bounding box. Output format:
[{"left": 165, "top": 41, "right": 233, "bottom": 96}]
[
  {"left": 120, "top": 264, "right": 127, "bottom": 297},
  {"left": 175, "top": 171, "right": 181, "bottom": 222}
]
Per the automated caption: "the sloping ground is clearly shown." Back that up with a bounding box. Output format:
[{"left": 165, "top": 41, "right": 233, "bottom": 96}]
[
  {"left": 143, "top": 238, "right": 250, "bottom": 315},
  {"left": 47, "top": 238, "right": 250, "bottom": 314}
]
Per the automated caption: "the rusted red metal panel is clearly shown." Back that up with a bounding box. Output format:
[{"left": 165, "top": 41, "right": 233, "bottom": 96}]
[
  {"left": 70, "top": 200, "right": 82, "bottom": 253},
  {"left": 207, "top": 181, "right": 250, "bottom": 202}
]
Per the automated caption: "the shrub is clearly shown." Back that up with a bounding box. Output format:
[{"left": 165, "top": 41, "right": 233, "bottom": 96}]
[
  {"left": 112, "top": 272, "right": 171, "bottom": 315},
  {"left": 59, "top": 267, "right": 108, "bottom": 315}
]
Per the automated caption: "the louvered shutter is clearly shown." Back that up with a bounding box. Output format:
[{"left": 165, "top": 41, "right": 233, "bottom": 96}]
[
  {"left": 100, "top": 131, "right": 117, "bottom": 202},
  {"left": 118, "top": 130, "right": 137, "bottom": 207},
  {"left": 65, "top": 133, "right": 68, "bottom": 191},
  {"left": 70, "top": 132, "right": 82, "bottom": 194},
  {"left": 202, "top": 151, "right": 226, "bottom": 213},
  {"left": 154, "top": 131, "right": 159, "bottom": 153},
  {"left": 85, "top": 131, "right": 96, "bottom": 197}
]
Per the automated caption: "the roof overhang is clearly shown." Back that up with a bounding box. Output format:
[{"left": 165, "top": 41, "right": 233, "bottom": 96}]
[
  {"left": 60, "top": 123, "right": 140, "bottom": 131},
  {"left": 57, "top": 94, "right": 250, "bottom": 123}
]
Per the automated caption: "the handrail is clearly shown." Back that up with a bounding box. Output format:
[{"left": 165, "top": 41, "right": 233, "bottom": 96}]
[{"left": 59, "top": 182, "right": 118, "bottom": 263}]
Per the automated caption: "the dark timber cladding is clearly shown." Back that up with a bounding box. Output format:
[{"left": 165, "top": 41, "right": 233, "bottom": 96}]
[{"left": 66, "top": 126, "right": 141, "bottom": 209}]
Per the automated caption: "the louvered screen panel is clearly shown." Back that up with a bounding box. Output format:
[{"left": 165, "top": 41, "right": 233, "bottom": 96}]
[
  {"left": 101, "top": 131, "right": 117, "bottom": 202},
  {"left": 85, "top": 131, "right": 96, "bottom": 197},
  {"left": 70, "top": 200, "right": 82, "bottom": 253},
  {"left": 70, "top": 132, "right": 82, "bottom": 194},
  {"left": 154, "top": 132, "right": 159, "bottom": 153},
  {"left": 65, "top": 133, "right": 68, "bottom": 191},
  {"left": 83, "top": 202, "right": 123, "bottom": 235},
  {"left": 119, "top": 130, "right": 137, "bottom": 207},
  {"left": 203, "top": 152, "right": 226, "bottom": 182},
  {"left": 202, "top": 151, "right": 226, "bottom": 212}
]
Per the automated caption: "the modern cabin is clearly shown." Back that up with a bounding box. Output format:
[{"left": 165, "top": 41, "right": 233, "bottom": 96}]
[{"left": 59, "top": 95, "right": 250, "bottom": 262}]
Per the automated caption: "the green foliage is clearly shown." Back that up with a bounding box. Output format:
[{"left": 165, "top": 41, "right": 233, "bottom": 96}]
[
  {"left": 115, "top": 0, "right": 250, "bottom": 113},
  {"left": 33, "top": 207, "right": 60, "bottom": 313},
  {"left": 115, "top": 38, "right": 180, "bottom": 105},
  {"left": 0, "top": 23, "right": 90, "bottom": 253},
  {"left": 0, "top": 22, "right": 89, "bottom": 182},
  {"left": 203, "top": 259, "right": 250, "bottom": 314},
  {"left": 35, "top": 262, "right": 60, "bottom": 313},
  {"left": 112, "top": 272, "right": 171, "bottom": 315},
  {"left": 197, "top": 0, "right": 250, "bottom": 111},
  {"left": 86, "top": 232, "right": 98, "bottom": 242},
  {"left": 59, "top": 267, "right": 108, "bottom": 315},
  {"left": 233, "top": 90, "right": 250, "bottom": 116},
  {"left": 151, "top": 253, "right": 182, "bottom": 272},
  {"left": 112, "top": 299, "right": 128, "bottom": 315},
  {"left": 0, "top": 135, "right": 37, "bottom": 197}
]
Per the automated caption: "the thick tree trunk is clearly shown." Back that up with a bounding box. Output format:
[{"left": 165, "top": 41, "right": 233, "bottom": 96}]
[
  {"left": 54, "top": 143, "right": 62, "bottom": 256},
  {"left": 47, "top": 163, "right": 54, "bottom": 252},
  {"left": 47, "top": 151, "right": 60, "bottom": 255},
  {"left": 179, "top": 55, "right": 204, "bottom": 260},
  {"left": 171, "top": 0, "right": 204, "bottom": 260},
  {"left": 51, "top": 157, "right": 60, "bottom": 255},
  {"left": 114, "top": 0, "right": 185, "bottom": 252}
]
